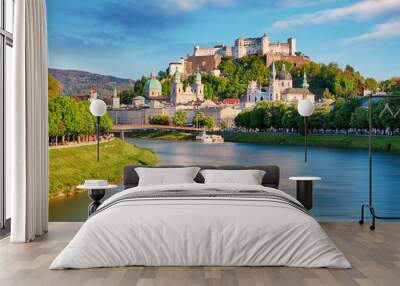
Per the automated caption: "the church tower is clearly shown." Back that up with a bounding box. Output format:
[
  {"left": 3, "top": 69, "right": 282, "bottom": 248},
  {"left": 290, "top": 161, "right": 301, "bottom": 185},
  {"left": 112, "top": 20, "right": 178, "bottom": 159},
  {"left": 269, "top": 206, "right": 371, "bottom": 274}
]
[
  {"left": 112, "top": 87, "right": 120, "bottom": 109},
  {"left": 269, "top": 62, "right": 278, "bottom": 100},
  {"left": 90, "top": 84, "right": 98, "bottom": 101},
  {"left": 193, "top": 71, "right": 204, "bottom": 101},
  {"left": 171, "top": 70, "right": 184, "bottom": 104}
]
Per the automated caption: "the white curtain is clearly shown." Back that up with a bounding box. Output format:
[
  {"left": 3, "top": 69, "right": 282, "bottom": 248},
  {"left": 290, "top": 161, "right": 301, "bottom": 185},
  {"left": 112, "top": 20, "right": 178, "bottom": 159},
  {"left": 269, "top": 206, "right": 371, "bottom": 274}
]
[{"left": 7, "top": 0, "right": 49, "bottom": 242}]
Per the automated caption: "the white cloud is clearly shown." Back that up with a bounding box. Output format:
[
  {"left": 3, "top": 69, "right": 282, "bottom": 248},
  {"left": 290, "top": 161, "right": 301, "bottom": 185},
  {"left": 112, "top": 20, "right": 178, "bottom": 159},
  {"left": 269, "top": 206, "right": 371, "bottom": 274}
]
[
  {"left": 273, "top": 0, "right": 400, "bottom": 29},
  {"left": 160, "top": 0, "right": 235, "bottom": 11},
  {"left": 343, "top": 17, "right": 400, "bottom": 42}
]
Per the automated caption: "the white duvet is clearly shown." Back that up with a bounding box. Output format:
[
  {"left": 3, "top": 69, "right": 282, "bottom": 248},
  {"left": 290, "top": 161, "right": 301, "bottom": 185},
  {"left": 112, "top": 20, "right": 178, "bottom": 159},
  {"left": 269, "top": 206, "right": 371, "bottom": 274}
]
[{"left": 50, "top": 183, "right": 351, "bottom": 269}]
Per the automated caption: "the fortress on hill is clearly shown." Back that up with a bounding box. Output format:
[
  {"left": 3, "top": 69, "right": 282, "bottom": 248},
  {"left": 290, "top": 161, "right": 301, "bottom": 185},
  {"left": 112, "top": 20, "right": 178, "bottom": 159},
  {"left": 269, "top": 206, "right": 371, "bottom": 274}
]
[
  {"left": 109, "top": 34, "right": 314, "bottom": 130},
  {"left": 168, "top": 34, "right": 310, "bottom": 77}
]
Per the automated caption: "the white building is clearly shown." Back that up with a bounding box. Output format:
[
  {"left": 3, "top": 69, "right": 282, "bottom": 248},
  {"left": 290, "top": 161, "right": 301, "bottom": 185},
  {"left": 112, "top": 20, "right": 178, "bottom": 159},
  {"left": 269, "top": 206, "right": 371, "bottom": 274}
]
[
  {"left": 246, "top": 80, "right": 270, "bottom": 104},
  {"left": 170, "top": 70, "right": 204, "bottom": 104},
  {"left": 112, "top": 87, "right": 120, "bottom": 109},
  {"left": 233, "top": 35, "right": 296, "bottom": 59},
  {"left": 168, "top": 58, "right": 186, "bottom": 77},
  {"left": 193, "top": 44, "right": 232, "bottom": 57},
  {"left": 244, "top": 62, "right": 315, "bottom": 105}
]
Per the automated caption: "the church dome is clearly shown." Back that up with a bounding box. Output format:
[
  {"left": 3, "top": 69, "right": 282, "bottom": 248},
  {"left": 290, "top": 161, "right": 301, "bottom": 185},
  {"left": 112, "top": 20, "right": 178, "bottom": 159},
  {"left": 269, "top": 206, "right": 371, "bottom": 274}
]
[
  {"left": 276, "top": 65, "right": 292, "bottom": 81},
  {"left": 144, "top": 74, "right": 162, "bottom": 91}
]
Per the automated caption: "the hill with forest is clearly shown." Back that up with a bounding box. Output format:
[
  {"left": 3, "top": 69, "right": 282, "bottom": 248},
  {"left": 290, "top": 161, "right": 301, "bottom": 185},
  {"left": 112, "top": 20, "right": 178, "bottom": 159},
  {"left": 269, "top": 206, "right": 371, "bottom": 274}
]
[{"left": 49, "top": 68, "right": 135, "bottom": 100}]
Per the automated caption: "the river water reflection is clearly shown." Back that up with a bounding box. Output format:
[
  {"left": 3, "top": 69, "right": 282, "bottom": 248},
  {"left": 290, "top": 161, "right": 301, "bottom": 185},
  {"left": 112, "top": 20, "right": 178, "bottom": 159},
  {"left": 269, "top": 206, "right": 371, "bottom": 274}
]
[{"left": 49, "top": 138, "right": 400, "bottom": 222}]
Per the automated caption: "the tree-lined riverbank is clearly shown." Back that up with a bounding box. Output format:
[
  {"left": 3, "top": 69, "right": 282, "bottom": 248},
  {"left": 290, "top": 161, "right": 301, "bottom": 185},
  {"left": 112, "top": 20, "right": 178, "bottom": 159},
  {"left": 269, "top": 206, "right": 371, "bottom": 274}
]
[
  {"left": 49, "top": 138, "right": 158, "bottom": 197},
  {"left": 221, "top": 132, "right": 400, "bottom": 152}
]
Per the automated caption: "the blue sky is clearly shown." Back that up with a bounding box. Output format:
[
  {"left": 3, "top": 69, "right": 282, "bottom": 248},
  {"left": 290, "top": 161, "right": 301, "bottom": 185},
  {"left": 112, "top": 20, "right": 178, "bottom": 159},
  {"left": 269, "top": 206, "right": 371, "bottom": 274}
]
[{"left": 47, "top": 0, "right": 400, "bottom": 80}]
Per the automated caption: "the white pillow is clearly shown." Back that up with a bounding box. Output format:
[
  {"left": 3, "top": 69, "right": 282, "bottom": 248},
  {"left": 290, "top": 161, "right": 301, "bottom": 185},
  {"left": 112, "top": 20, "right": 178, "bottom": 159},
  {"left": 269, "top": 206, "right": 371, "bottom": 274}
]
[
  {"left": 200, "top": 169, "right": 266, "bottom": 185},
  {"left": 135, "top": 167, "right": 201, "bottom": 186}
]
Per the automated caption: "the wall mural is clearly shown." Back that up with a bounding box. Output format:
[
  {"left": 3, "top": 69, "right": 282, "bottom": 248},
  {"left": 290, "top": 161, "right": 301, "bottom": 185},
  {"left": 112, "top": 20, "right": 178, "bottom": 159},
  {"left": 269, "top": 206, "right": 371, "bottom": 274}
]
[{"left": 46, "top": 0, "right": 400, "bottom": 222}]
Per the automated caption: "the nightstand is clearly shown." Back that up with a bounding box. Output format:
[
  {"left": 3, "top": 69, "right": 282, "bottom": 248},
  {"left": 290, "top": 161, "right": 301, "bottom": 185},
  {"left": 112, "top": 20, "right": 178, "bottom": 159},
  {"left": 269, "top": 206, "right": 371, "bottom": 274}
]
[
  {"left": 77, "top": 184, "right": 118, "bottom": 216},
  {"left": 289, "top": 177, "right": 321, "bottom": 210}
]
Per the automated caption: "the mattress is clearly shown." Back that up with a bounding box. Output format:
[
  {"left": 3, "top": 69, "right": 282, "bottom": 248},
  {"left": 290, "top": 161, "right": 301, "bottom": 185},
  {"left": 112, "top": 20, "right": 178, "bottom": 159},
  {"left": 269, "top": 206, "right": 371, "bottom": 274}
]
[{"left": 50, "top": 183, "right": 351, "bottom": 269}]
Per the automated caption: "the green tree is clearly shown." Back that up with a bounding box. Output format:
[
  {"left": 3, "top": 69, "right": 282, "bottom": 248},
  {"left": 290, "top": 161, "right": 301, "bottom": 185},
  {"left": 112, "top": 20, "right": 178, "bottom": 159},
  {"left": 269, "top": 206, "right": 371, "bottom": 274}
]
[
  {"left": 309, "top": 105, "right": 330, "bottom": 129},
  {"left": 234, "top": 110, "right": 252, "bottom": 130},
  {"left": 192, "top": 112, "right": 214, "bottom": 129},
  {"left": 282, "top": 105, "right": 301, "bottom": 130},
  {"left": 133, "top": 76, "right": 147, "bottom": 97},
  {"left": 76, "top": 101, "right": 96, "bottom": 141},
  {"left": 322, "top": 88, "right": 334, "bottom": 99},
  {"left": 158, "top": 70, "right": 168, "bottom": 80},
  {"left": 172, "top": 109, "right": 187, "bottom": 126},
  {"left": 48, "top": 73, "right": 62, "bottom": 98},
  {"left": 162, "top": 79, "right": 171, "bottom": 96},
  {"left": 350, "top": 106, "right": 369, "bottom": 129},
  {"left": 51, "top": 96, "right": 79, "bottom": 142},
  {"left": 100, "top": 113, "right": 113, "bottom": 132},
  {"left": 119, "top": 89, "right": 134, "bottom": 105},
  {"left": 332, "top": 98, "right": 361, "bottom": 129},
  {"left": 263, "top": 101, "right": 287, "bottom": 129},
  {"left": 380, "top": 77, "right": 400, "bottom": 94},
  {"left": 249, "top": 102, "right": 268, "bottom": 130},
  {"left": 149, "top": 114, "right": 171, "bottom": 126},
  {"left": 365, "top": 78, "right": 378, "bottom": 92}
]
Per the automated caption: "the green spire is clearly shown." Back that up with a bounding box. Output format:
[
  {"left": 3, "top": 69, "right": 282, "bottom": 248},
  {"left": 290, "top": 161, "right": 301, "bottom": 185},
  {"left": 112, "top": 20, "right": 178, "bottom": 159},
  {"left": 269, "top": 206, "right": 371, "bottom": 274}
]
[{"left": 302, "top": 70, "right": 309, "bottom": 89}]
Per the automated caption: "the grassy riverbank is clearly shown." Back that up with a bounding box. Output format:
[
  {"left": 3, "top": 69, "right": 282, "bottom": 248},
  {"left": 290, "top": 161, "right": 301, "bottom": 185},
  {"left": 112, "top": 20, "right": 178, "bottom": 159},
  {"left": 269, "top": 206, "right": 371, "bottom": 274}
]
[
  {"left": 49, "top": 138, "right": 158, "bottom": 197},
  {"left": 128, "top": 130, "right": 195, "bottom": 140},
  {"left": 221, "top": 132, "right": 400, "bottom": 152}
]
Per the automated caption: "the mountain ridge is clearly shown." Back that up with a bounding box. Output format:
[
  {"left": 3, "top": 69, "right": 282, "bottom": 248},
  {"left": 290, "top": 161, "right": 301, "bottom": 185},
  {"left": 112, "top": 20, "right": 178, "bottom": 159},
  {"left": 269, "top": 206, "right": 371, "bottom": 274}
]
[{"left": 49, "top": 68, "right": 135, "bottom": 100}]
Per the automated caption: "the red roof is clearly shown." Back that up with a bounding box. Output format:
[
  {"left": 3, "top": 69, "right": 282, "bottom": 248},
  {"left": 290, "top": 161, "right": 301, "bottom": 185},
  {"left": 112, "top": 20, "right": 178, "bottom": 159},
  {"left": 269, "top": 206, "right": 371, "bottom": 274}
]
[{"left": 223, "top": 98, "right": 240, "bottom": 104}]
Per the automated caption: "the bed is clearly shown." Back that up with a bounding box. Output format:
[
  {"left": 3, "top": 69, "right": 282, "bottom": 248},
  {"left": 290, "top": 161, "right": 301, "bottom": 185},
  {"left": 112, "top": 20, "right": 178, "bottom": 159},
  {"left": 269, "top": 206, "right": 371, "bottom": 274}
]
[{"left": 50, "top": 165, "right": 350, "bottom": 269}]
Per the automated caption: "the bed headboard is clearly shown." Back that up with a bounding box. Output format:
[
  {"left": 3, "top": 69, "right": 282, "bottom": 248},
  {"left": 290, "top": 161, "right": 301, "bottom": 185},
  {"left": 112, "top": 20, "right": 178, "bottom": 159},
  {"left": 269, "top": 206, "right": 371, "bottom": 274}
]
[{"left": 123, "top": 165, "right": 280, "bottom": 189}]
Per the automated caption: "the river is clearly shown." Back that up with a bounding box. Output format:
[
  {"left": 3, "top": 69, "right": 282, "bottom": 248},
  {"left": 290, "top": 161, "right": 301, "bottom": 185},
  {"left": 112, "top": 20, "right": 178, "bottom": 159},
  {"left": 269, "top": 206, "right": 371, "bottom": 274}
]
[{"left": 49, "top": 138, "right": 400, "bottom": 222}]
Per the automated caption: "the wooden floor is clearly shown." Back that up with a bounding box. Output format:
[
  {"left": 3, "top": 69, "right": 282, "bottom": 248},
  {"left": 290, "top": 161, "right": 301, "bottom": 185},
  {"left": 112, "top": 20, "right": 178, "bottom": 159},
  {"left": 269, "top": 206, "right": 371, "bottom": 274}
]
[{"left": 0, "top": 222, "right": 399, "bottom": 286}]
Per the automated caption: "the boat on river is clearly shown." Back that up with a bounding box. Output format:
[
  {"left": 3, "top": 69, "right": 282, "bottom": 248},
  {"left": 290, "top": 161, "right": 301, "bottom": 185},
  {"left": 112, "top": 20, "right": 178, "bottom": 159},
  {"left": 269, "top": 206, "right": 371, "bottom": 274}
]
[{"left": 195, "top": 130, "right": 224, "bottom": 143}]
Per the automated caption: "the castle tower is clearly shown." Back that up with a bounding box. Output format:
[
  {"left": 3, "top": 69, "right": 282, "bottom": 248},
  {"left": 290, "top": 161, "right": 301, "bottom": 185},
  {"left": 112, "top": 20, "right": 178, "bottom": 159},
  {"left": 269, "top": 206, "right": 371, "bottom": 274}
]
[
  {"left": 193, "top": 71, "right": 204, "bottom": 101},
  {"left": 261, "top": 34, "right": 270, "bottom": 55},
  {"left": 288, "top": 37, "right": 296, "bottom": 56},
  {"left": 112, "top": 87, "right": 120, "bottom": 109}
]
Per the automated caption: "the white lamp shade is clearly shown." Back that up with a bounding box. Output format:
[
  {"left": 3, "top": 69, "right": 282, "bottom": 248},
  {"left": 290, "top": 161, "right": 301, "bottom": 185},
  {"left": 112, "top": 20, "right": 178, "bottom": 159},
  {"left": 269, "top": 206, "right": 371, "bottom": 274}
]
[
  {"left": 90, "top": 99, "right": 107, "bottom": 117},
  {"left": 297, "top": 99, "right": 315, "bottom": 117}
]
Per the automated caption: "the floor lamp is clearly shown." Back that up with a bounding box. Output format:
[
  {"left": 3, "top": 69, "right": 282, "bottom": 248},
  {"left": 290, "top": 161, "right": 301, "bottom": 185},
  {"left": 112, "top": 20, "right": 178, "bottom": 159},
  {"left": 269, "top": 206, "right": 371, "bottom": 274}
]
[
  {"left": 90, "top": 99, "right": 107, "bottom": 162},
  {"left": 359, "top": 94, "right": 400, "bottom": 230},
  {"left": 297, "top": 99, "right": 315, "bottom": 163}
]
